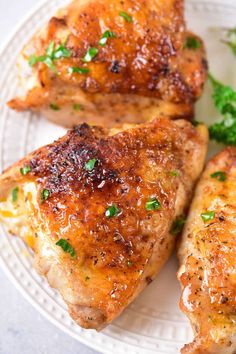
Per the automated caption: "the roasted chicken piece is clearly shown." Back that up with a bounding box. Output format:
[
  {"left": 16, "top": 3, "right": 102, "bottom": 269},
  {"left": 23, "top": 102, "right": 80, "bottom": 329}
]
[
  {"left": 8, "top": 0, "right": 207, "bottom": 128},
  {"left": 178, "top": 147, "right": 236, "bottom": 354},
  {"left": 0, "top": 117, "right": 208, "bottom": 329}
]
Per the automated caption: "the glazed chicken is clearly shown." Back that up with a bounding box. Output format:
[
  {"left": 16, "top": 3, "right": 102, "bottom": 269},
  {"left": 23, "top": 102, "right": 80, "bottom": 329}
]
[
  {"left": 178, "top": 147, "right": 236, "bottom": 354},
  {"left": 0, "top": 117, "right": 207, "bottom": 329},
  {"left": 8, "top": 0, "right": 207, "bottom": 128}
]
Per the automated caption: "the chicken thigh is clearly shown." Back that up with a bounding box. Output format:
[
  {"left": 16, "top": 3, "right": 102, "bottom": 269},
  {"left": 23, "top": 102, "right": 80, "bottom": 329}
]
[
  {"left": 178, "top": 147, "right": 236, "bottom": 354},
  {"left": 0, "top": 117, "right": 208, "bottom": 329},
  {"left": 8, "top": 0, "right": 207, "bottom": 128}
]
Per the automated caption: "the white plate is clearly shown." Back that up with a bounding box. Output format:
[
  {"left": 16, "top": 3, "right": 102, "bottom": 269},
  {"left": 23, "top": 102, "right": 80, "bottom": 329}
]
[{"left": 0, "top": 1, "right": 236, "bottom": 353}]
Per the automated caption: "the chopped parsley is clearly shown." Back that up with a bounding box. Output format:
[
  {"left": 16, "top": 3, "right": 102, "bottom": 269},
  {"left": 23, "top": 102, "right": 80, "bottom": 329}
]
[
  {"left": 56, "top": 239, "right": 76, "bottom": 258},
  {"left": 127, "top": 260, "right": 133, "bottom": 267},
  {"left": 41, "top": 189, "right": 50, "bottom": 203},
  {"left": 208, "top": 74, "right": 236, "bottom": 145},
  {"left": 170, "top": 170, "right": 179, "bottom": 177},
  {"left": 29, "top": 40, "right": 71, "bottom": 72},
  {"left": 201, "top": 211, "right": 215, "bottom": 222},
  {"left": 222, "top": 27, "right": 236, "bottom": 55},
  {"left": 20, "top": 165, "right": 31, "bottom": 175},
  {"left": 119, "top": 11, "right": 133, "bottom": 23},
  {"left": 105, "top": 204, "right": 120, "bottom": 218},
  {"left": 85, "top": 158, "right": 97, "bottom": 171},
  {"left": 145, "top": 197, "right": 161, "bottom": 211},
  {"left": 73, "top": 103, "right": 81, "bottom": 111},
  {"left": 12, "top": 187, "right": 19, "bottom": 203},
  {"left": 50, "top": 103, "right": 60, "bottom": 111},
  {"left": 171, "top": 217, "right": 186, "bottom": 235},
  {"left": 99, "top": 30, "right": 116, "bottom": 46},
  {"left": 184, "top": 36, "right": 201, "bottom": 50},
  {"left": 210, "top": 171, "right": 227, "bottom": 182},
  {"left": 82, "top": 47, "right": 99, "bottom": 62},
  {"left": 85, "top": 276, "right": 90, "bottom": 281},
  {"left": 52, "top": 43, "right": 71, "bottom": 59},
  {"left": 29, "top": 55, "right": 46, "bottom": 67},
  {"left": 68, "top": 67, "right": 89, "bottom": 74}
]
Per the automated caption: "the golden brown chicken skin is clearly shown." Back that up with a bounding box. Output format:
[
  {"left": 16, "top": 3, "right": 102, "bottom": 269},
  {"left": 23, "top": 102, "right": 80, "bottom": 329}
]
[
  {"left": 0, "top": 117, "right": 208, "bottom": 329},
  {"left": 178, "top": 147, "right": 236, "bottom": 354},
  {"left": 8, "top": 0, "right": 207, "bottom": 127}
]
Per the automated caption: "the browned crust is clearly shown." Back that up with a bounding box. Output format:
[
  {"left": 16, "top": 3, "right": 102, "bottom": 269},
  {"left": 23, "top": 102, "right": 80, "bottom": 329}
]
[
  {"left": 8, "top": 0, "right": 207, "bottom": 127},
  {"left": 178, "top": 147, "right": 236, "bottom": 354}
]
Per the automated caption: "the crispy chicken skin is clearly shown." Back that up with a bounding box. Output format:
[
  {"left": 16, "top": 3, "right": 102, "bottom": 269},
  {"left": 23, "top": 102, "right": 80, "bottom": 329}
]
[
  {"left": 0, "top": 117, "right": 208, "bottom": 329},
  {"left": 178, "top": 147, "right": 236, "bottom": 354},
  {"left": 8, "top": 0, "right": 207, "bottom": 128}
]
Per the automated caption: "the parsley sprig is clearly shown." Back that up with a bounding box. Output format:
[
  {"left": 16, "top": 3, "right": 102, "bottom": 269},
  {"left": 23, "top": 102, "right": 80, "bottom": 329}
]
[
  {"left": 85, "top": 158, "right": 97, "bottom": 171},
  {"left": 119, "top": 11, "right": 133, "bottom": 23},
  {"left": 12, "top": 187, "right": 19, "bottom": 203},
  {"left": 208, "top": 74, "right": 236, "bottom": 145},
  {"left": 82, "top": 47, "right": 98, "bottom": 63},
  {"left": 221, "top": 27, "right": 236, "bottom": 55},
  {"left": 145, "top": 197, "right": 161, "bottom": 211},
  {"left": 41, "top": 189, "right": 50, "bottom": 203},
  {"left": 29, "top": 40, "right": 71, "bottom": 72},
  {"left": 201, "top": 211, "right": 215, "bottom": 223},
  {"left": 56, "top": 239, "right": 76, "bottom": 258},
  {"left": 105, "top": 204, "right": 120, "bottom": 218},
  {"left": 184, "top": 36, "right": 201, "bottom": 50},
  {"left": 68, "top": 67, "right": 89, "bottom": 74},
  {"left": 99, "top": 30, "right": 116, "bottom": 46},
  {"left": 20, "top": 165, "right": 31, "bottom": 175},
  {"left": 210, "top": 171, "right": 227, "bottom": 182}
]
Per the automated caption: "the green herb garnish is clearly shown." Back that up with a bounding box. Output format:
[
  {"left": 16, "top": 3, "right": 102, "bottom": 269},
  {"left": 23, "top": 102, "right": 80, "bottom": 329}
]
[
  {"left": 46, "top": 40, "right": 54, "bottom": 57},
  {"left": 85, "top": 158, "right": 97, "bottom": 171},
  {"left": 73, "top": 104, "right": 81, "bottom": 111},
  {"left": 145, "top": 197, "right": 161, "bottom": 211},
  {"left": 184, "top": 36, "right": 201, "bottom": 50},
  {"left": 119, "top": 11, "right": 133, "bottom": 23},
  {"left": 28, "top": 40, "right": 71, "bottom": 72},
  {"left": 222, "top": 27, "right": 236, "bottom": 55},
  {"left": 82, "top": 47, "right": 99, "bottom": 62},
  {"left": 12, "top": 187, "right": 19, "bottom": 203},
  {"left": 56, "top": 239, "right": 76, "bottom": 258},
  {"left": 201, "top": 211, "right": 215, "bottom": 222},
  {"left": 170, "top": 170, "right": 179, "bottom": 177},
  {"left": 210, "top": 171, "right": 227, "bottom": 182},
  {"left": 53, "top": 43, "right": 71, "bottom": 59},
  {"left": 105, "top": 204, "right": 120, "bottom": 218},
  {"left": 20, "top": 165, "right": 31, "bottom": 175},
  {"left": 127, "top": 260, "right": 133, "bottom": 267},
  {"left": 171, "top": 217, "right": 186, "bottom": 235},
  {"left": 41, "top": 189, "right": 50, "bottom": 203},
  {"left": 28, "top": 55, "right": 46, "bottom": 67},
  {"left": 50, "top": 103, "right": 60, "bottom": 111},
  {"left": 85, "top": 276, "right": 90, "bottom": 281},
  {"left": 208, "top": 74, "right": 236, "bottom": 145},
  {"left": 99, "top": 30, "right": 116, "bottom": 46},
  {"left": 68, "top": 67, "right": 89, "bottom": 74}
]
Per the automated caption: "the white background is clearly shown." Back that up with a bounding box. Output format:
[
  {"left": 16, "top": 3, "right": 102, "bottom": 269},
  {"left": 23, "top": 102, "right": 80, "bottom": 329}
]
[{"left": 0, "top": 1, "right": 97, "bottom": 353}]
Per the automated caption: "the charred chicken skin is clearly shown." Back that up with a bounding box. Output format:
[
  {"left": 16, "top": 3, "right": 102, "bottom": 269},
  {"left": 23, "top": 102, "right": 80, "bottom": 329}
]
[
  {"left": 178, "top": 147, "right": 236, "bottom": 354},
  {"left": 0, "top": 118, "right": 207, "bottom": 329},
  {"left": 8, "top": 0, "right": 207, "bottom": 128}
]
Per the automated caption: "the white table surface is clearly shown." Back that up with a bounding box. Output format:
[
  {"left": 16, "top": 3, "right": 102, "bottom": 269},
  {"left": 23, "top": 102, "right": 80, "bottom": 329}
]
[{"left": 0, "top": 1, "right": 98, "bottom": 353}]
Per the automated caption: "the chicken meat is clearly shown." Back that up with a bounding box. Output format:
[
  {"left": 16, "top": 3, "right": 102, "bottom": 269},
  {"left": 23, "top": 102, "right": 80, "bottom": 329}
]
[
  {"left": 0, "top": 117, "right": 208, "bottom": 329},
  {"left": 178, "top": 147, "right": 236, "bottom": 354},
  {"left": 8, "top": 0, "right": 207, "bottom": 128}
]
